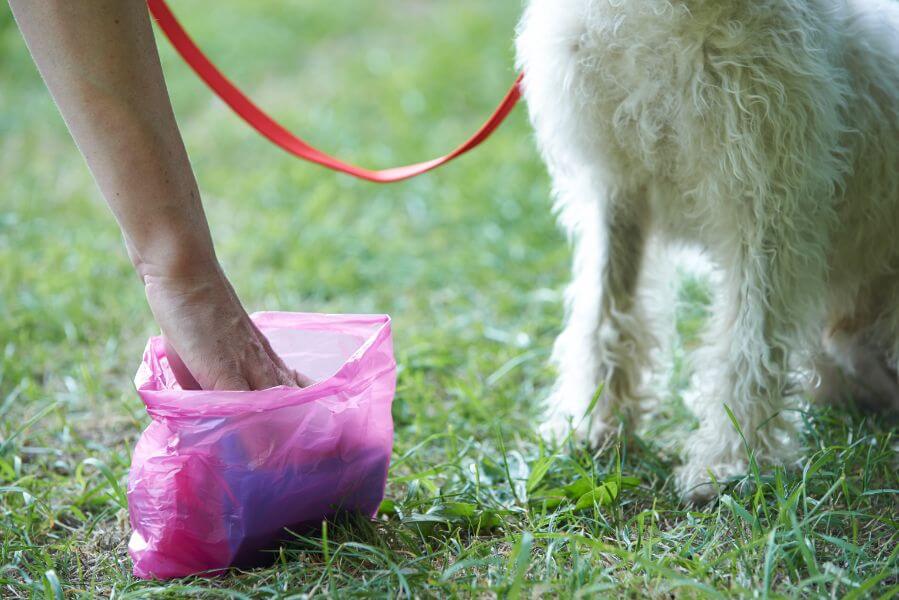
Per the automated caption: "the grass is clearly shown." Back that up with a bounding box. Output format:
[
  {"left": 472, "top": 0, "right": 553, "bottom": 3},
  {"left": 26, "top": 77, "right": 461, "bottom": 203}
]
[{"left": 1, "top": 1, "right": 897, "bottom": 597}]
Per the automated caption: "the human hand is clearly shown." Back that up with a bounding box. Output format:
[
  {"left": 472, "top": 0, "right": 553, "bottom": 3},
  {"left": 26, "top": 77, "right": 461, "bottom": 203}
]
[{"left": 141, "top": 261, "right": 312, "bottom": 391}]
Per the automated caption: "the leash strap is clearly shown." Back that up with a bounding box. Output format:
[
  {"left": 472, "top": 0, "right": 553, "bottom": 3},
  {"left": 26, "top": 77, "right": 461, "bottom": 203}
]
[{"left": 147, "top": 0, "right": 523, "bottom": 183}]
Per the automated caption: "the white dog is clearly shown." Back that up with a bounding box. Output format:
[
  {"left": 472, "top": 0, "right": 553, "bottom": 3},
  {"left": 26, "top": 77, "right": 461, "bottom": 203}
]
[{"left": 515, "top": 0, "right": 899, "bottom": 502}]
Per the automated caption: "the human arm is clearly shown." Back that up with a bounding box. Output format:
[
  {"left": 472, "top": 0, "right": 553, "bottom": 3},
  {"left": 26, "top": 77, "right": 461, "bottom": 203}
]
[{"left": 9, "top": 0, "right": 309, "bottom": 390}]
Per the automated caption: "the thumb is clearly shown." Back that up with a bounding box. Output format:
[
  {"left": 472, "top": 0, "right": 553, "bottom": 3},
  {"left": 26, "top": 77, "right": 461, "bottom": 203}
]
[{"left": 163, "top": 338, "right": 202, "bottom": 390}]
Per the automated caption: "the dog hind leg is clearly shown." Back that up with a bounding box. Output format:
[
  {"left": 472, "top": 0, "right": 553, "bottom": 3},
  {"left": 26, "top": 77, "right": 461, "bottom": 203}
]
[{"left": 815, "top": 327, "right": 899, "bottom": 413}]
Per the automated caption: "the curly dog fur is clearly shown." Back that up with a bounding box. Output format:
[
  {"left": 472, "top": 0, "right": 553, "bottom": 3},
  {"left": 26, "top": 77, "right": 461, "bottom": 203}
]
[{"left": 516, "top": 0, "right": 899, "bottom": 502}]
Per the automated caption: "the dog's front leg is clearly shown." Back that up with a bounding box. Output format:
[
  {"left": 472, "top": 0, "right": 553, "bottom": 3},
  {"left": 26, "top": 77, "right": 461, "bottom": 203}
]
[
  {"left": 543, "top": 185, "right": 652, "bottom": 446},
  {"left": 677, "top": 220, "right": 825, "bottom": 503}
]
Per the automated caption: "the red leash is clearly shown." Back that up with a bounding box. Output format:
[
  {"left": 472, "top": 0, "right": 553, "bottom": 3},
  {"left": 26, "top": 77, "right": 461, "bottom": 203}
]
[{"left": 147, "top": 0, "right": 523, "bottom": 183}]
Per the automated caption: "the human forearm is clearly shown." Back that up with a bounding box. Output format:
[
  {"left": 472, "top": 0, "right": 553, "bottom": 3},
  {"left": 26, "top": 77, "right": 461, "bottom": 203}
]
[
  {"left": 10, "top": 0, "right": 308, "bottom": 390},
  {"left": 8, "top": 0, "right": 214, "bottom": 277}
]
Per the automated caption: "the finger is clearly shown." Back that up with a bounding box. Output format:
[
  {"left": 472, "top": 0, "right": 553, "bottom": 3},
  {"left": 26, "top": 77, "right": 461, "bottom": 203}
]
[
  {"left": 274, "top": 367, "right": 311, "bottom": 388},
  {"left": 267, "top": 360, "right": 309, "bottom": 388},
  {"left": 208, "top": 372, "right": 252, "bottom": 392},
  {"left": 272, "top": 367, "right": 298, "bottom": 388},
  {"left": 244, "top": 356, "right": 284, "bottom": 391},
  {"left": 293, "top": 369, "right": 314, "bottom": 388}
]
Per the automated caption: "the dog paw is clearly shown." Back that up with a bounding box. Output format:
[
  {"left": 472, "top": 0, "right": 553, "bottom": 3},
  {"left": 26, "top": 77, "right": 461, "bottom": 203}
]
[
  {"left": 538, "top": 408, "right": 616, "bottom": 449},
  {"left": 538, "top": 410, "right": 581, "bottom": 443},
  {"left": 675, "top": 459, "right": 747, "bottom": 505},
  {"left": 675, "top": 467, "right": 720, "bottom": 506}
]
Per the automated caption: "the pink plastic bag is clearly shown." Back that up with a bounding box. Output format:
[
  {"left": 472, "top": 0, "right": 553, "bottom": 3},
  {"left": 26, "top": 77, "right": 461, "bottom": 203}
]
[{"left": 127, "top": 312, "right": 396, "bottom": 579}]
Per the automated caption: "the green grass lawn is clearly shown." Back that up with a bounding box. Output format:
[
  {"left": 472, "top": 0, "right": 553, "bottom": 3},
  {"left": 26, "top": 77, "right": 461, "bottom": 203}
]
[{"left": 1, "top": 2, "right": 897, "bottom": 598}]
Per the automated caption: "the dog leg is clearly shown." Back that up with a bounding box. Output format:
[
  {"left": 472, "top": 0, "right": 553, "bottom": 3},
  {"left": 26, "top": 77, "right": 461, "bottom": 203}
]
[
  {"left": 677, "top": 222, "right": 827, "bottom": 503},
  {"left": 543, "top": 185, "right": 652, "bottom": 446},
  {"left": 815, "top": 328, "right": 899, "bottom": 412}
]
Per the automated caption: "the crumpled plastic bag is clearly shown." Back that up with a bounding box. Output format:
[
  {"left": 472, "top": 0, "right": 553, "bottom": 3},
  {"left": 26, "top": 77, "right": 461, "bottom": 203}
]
[{"left": 127, "top": 312, "right": 396, "bottom": 579}]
